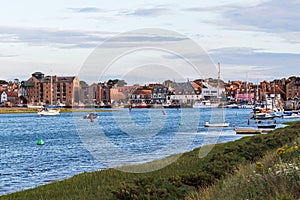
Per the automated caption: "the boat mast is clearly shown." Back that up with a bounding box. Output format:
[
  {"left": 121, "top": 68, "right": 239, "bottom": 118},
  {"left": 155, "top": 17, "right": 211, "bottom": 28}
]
[
  {"left": 217, "top": 62, "right": 220, "bottom": 105},
  {"left": 50, "top": 71, "right": 53, "bottom": 106},
  {"left": 246, "top": 72, "right": 248, "bottom": 104}
]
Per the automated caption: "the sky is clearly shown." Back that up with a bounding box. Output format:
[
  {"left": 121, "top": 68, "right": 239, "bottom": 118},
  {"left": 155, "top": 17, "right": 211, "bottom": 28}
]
[{"left": 0, "top": 0, "right": 299, "bottom": 84}]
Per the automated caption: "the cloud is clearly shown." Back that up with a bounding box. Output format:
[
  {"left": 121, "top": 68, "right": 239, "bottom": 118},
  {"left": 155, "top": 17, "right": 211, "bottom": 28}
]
[
  {"left": 184, "top": 0, "right": 300, "bottom": 41},
  {"left": 0, "top": 53, "right": 18, "bottom": 58},
  {"left": 67, "top": 7, "right": 104, "bottom": 13},
  {"left": 208, "top": 47, "right": 300, "bottom": 80},
  {"left": 222, "top": 0, "right": 300, "bottom": 33},
  {"left": 124, "top": 7, "right": 171, "bottom": 17},
  {"left": 0, "top": 26, "right": 112, "bottom": 49},
  {"left": 0, "top": 26, "right": 189, "bottom": 49}
]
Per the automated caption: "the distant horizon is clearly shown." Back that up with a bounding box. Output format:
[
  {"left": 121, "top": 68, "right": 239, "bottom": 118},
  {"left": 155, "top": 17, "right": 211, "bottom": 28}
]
[{"left": 2, "top": 71, "right": 299, "bottom": 86}]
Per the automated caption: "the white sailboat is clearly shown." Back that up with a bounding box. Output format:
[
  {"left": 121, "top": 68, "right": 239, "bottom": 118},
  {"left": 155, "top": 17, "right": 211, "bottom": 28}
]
[
  {"left": 204, "top": 63, "right": 229, "bottom": 127},
  {"left": 37, "top": 73, "right": 60, "bottom": 116}
]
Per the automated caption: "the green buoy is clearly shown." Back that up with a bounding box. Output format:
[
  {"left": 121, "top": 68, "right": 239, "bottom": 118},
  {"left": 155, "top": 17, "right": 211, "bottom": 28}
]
[
  {"left": 37, "top": 139, "right": 44, "bottom": 145},
  {"left": 179, "top": 122, "right": 184, "bottom": 126}
]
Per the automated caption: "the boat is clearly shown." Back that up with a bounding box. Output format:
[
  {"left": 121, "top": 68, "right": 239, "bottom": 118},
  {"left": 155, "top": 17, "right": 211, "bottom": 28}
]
[
  {"left": 37, "top": 73, "right": 60, "bottom": 116},
  {"left": 235, "top": 127, "right": 262, "bottom": 134},
  {"left": 226, "top": 104, "right": 239, "bottom": 109},
  {"left": 27, "top": 104, "right": 44, "bottom": 109},
  {"left": 163, "top": 102, "right": 180, "bottom": 108},
  {"left": 131, "top": 102, "right": 152, "bottom": 108},
  {"left": 83, "top": 113, "right": 98, "bottom": 119},
  {"left": 282, "top": 113, "right": 299, "bottom": 119},
  {"left": 193, "top": 63, "right": 223, "bottom": 109},
  {"left": 257, "top": 124, "right": 276, "bottom": 129},
  {"left": 204, "top": 122, "right": 229, "bottom": 127},
  {"left": 193, "top": 100, "right": 219, "bottom": 108},
  {"left": 238, "top": 104, "right": 254, "bottom": 109},
  {"left": 251, "top": 113, "right": 275, "bottom": 120},
  {"left": 37, "top": 107, "right": 60, "bottom": 116}
]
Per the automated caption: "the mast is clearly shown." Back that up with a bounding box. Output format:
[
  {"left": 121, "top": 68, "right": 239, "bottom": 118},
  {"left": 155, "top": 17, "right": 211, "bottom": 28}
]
[
  {"left": 217, "top": 62, "right": 220, "bottom": 104},
  {"left": 246, "top": 72, "right": 248, "bottom": 103},
  {"left": 50, "top": 71, "right": 53, "bottom": 106}
]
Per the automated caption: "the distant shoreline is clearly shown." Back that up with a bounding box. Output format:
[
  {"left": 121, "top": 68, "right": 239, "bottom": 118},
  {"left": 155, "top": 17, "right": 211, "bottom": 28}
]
[{"left": 0, "top": 107, "right": 115, "bottom": 114}]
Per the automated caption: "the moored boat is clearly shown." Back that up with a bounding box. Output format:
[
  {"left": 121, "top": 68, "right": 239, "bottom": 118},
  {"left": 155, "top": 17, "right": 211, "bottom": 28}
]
[
  {"left": 235, "top": 127, "right": 262, "bottom": 134},
  {"left": 131, "top": 102, "right": 152, "bottom": 108},
  {"left": 257, "top": 124, "right": 276, "bottom": 129},
  {"left": 204, "top": 122, "right": 230, "bottom": 127},
  {"left": 226, "top": 104, "right": 239, "bottom": 109},
  {"left": 193, "top": 100, "right": 219, "bottom": 108},
  {"left": 27, "top": 104, "right": 44, "bottom": 109},
  {"left": 37, "top": 108, "right": 60, "bottom": 116},
  {"left": 282, "top": 113, "right": 299, "bottom": 119}
]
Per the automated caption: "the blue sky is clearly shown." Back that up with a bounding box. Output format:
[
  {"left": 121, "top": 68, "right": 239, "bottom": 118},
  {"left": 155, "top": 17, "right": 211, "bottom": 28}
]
[{"left": 0, "top": 0, "right": 299, "bottom": 84}]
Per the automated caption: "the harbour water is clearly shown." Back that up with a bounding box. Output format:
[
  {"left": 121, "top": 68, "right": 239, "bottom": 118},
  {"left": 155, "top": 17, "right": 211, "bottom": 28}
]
[{"left": 0, "top": 108, "right": 297, "bottom": 195}]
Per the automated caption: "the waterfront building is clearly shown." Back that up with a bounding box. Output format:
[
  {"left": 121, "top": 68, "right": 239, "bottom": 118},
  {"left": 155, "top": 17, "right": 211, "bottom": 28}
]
[
  {"left": 110, "top": 86, "right": 141, "bottom": 106},
  {"left": 22, "top": 72, "right": 80, "bottom": 107},
  {"left": 0, "top": 91, "right": 7, "bottom": 103},
  {"left": 149, "top": 84, "right": 168, "bottom": 104},
  {"left": 168, "top": 81, "right": 202, "bottom": 106},
  {"left": 285, "top": 76, "right": 300, "bottom": 100},
  {"left": 131, "top": 87, "right": 152, "bottom": 104}
]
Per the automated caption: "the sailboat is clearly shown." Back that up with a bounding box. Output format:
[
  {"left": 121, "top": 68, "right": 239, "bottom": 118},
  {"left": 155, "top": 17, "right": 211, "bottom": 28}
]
[
  {"left": 37, "top": 73, "right": 60, "bottom": 116},
  {"left": 204, "top": 63, "right": 229, "bottom": 127}
]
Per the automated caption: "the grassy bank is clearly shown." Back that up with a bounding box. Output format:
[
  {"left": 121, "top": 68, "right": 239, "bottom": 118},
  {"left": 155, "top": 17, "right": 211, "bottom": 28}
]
[
  {"left": 1, "top": 122, "right": 300, "bottom": 199},
  {"left": 0, "top": 108, "right": 115, "bottom": 114}
]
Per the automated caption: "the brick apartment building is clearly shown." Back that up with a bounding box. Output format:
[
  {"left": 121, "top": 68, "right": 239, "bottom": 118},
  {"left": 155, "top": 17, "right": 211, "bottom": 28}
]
[{"left": 21, "top": 72, "right": 80, "bottom": 107}]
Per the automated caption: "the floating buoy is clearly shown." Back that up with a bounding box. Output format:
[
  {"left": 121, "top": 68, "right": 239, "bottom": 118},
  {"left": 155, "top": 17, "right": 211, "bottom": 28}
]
[
  {"left": 179, "top": 122, "right": 184, "bottom": 126},
  {"left": 37, "top": 139, "right": 44, "bottom": 145}
]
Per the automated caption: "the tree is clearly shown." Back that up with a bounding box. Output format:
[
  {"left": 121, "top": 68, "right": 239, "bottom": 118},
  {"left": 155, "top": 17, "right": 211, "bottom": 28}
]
[
  {"left": 107, "top": 79, "right": 127, "bottom": 87},
  {"left": 115, "top": 79, "right": 127, "bottom": 87},
  {"left": 80, "top": 81, "right": 88, "bottom": 87},
  {"left": 0, "top": 80, "right": 8, "bottom": 84}
]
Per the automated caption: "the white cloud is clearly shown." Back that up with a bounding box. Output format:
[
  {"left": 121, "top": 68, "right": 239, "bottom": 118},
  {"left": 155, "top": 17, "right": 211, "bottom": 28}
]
[{"left": 184, "top": 0, "right": 300, "bottom": 43}]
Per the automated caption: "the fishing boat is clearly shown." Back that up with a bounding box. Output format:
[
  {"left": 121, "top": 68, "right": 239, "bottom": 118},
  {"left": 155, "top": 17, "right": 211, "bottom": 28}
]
[{"left": 204, "top": 122, "right": 229, "bottom": 127}]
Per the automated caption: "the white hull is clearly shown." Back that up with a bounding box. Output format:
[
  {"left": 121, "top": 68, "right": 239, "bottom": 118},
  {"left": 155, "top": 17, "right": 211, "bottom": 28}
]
[
  {"left": 27, "top": 104, "right": 44, "bottom": 109},
  {"left": 193, "top": 101, "right": 219, "bottom": 108},
  {"left": 282, "top": 114, "right": 299, "bottom": 119},
  {"left": 37, "top": 109, "right": 60, "bottom": 116},
  {"left": 204, "top": 122, "right": 229, "bottom": 127}
]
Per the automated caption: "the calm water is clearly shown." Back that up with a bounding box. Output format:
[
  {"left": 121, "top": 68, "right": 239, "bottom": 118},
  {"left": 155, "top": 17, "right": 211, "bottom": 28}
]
[{"left": 0, "top": 108, "right": 296, "bottom": 195}]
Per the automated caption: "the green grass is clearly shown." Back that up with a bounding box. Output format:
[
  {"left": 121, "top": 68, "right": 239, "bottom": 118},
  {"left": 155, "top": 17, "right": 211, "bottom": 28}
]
[
  {"left": 185, "top": 139, "right": 300, "bottom": 200},
  {"left": 1, "top": 122, "right": 300, "bottom": 200}
]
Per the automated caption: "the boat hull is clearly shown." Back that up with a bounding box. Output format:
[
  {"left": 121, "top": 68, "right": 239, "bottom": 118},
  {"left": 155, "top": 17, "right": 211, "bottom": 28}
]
[
  {"left": 235, "top": 127, "right": 262, "bottom": 134},
  {"left": 204, "top": 122, "right": 230, "bottom": 127},
  {"left": 37, "top": 109, "right": 60, "bottom": 116}
]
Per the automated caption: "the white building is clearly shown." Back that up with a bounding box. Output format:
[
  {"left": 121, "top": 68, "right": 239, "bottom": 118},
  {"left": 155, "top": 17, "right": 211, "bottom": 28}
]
[{"left": 1, "top": 91, "right": 8, "bottom": 103}]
